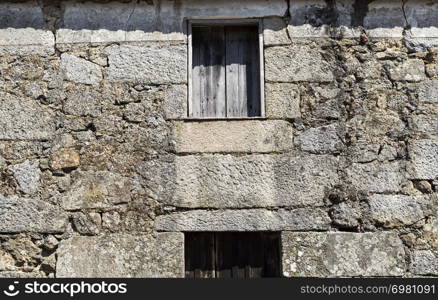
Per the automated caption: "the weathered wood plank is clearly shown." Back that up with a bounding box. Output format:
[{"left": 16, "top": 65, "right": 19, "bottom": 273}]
[
  {"left": 191, "top": 26, "right": 226, "bottom": 117},
  {"left": 225, "top": 26, "right": 261, "bottom": 117}
]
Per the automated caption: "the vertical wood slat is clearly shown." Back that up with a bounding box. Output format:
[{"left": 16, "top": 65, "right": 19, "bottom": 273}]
[
  {"left": 191, "top": 26, "right": 226, "bottom": 118},
  {"left": 215, "top": 233, "right": 232, "bottom": 278},
  {"left": 225, "top": 26, "right": 261, "bottom": 117},
  {"left": 186, "top": 232, "right": 280, "bottom": 278}
]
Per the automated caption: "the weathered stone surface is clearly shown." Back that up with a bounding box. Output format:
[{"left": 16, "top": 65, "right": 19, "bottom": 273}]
[
  {"left": 404, "top": 1, "right": 438, "bottom": 51},
  {"left": 63, "top": 88, "right": 102, "bottom": 117},
  {"left": 347, "top": 112, "right": 405, "bottom": 137},
  {"left": 263, "top": 18, "right": 291, "bottom": 46},
  {"left": 345, "top": 161, "right": 405, "bottom": 193},
  {"left": 106, "top": 44, "right": 187, "bottom": 84},
  {"left": 0, "top": 3, "right": 54, "bottom": 56},
  {"left": 0, "top": 29, "right": 54, "bottom": 56},
  {"left": 288, "top": 0, "right": 358, "bottom": 39},
  {"left": 410, "top": 250, "right": 438, "bottom": 276},
  {"left": 163, "top": 85, "right": 187, "bottom": 119},
  {"left": 363, "top": 1, "right": 406, "bottom": 39},
  {"left": 139, "top": 154, "right": 339, "bottom": 208},
  {"left": 173, "top": 120, "right": 293, "bottom": 153},
  {"left": 330, "top": 202, "right": 361, "bottom": 229},
  {"left": 0, "top": 93, "right": 55, "bottom": 140},
  {"left": 418, "top": 80, "right": 438, "bottom": 103},
  {"left": 57, "top": 1, "right": 184, "bottom": 43},
  {"left": 156, "top": 208, "right": 330, "bottom": 231},
  {"left": 50, "top": 149, "right": 80, "bottom": 171},
  {"left": 57, "top": 0, "right": 286, "bottom": 43},
  {"left": 61, "top": 170, "right": 132, "bottom": 210},
  {"left": 8, "top": 160, "right": 41, "bottom": 195},
  {"left": 368, "top": 195, "right": 435, "bottom": 227},
  {"left": 409, "top": 115, "right": 438, "bottom": 135},
  {"left": 282, "top": 232, "right": 406, "bottom": 277},
  {"left": 295, "top": 123, "right": 344, "bottom": 154},
  {"left": 265, "top": 83, "right": 301, "bottom": 119},
  {"left": 265, "top": 46, "right": 334, "bottom": 82},
  {"left": 60, "top": 54, "right": 102, "bottom": 85},
  {"left": 56, "top": 233, "right": 184, "bottom": 278},
  {"left": 385, "top": 59, "right": 426, "bottom": 82},
  {"left": 408, "top": 139, "right": 438, "bottom": 180},
  {"left": 0, "top": 195, "right": 67, "bottom": 233}
]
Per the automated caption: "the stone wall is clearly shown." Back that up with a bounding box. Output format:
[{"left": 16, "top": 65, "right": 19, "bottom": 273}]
[{"left": 0, "top": 0, "right": 437, "bottom": 278}]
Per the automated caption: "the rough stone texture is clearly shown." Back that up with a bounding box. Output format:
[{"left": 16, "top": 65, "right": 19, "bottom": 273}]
[
  {"left": 156, "top": 208, "right": 330, "bottom": 231},
  {"left": 56, "top": 233, "right": 184, "bottom": 278},
  {"left": 8, "top": 160, "right": 41, "bottom": 195},
  {"left": 173, "top": 120, "right": 293, "bottom": 153},
  {"left": 288, "top": 0, "right": 358, "bottom": 39},
  {"left": 363, "top": 1, "right": 406, "bottom": 39},
  {"left": 265, "top": 46, "right": 334, "bottom": 82},
  {"left": 294, "top": 123, "right": 344, "bottom": 154},
  {"left": 61, "top": 170, "right": 132, "bottom": 210},
  {"left": 265, "top": 83, "right": 301, "bottom": 119},
  {"left": 0, "top": 29, "right": 55, "bottom": 56},
  {"left": 1, "top": 0, "right": 438, "bottom": 279},
  {"left": 418, "top": 80, "right": 438, "bottom": 103},
  {"left": 163, "top": 85, "right": 188, "bottom": 119},
  {"left": 404, "top": 0, "right": 438, "bottom": 52},
  {"left": 330, "top": 202, "right": 361, "bottom": 229},
  {"left": 410, "top": 250, "right": 438, "bottom": 276},
  {"left": 345, "top": 161, "right": 405, "bottom": 193},
  {"left": 0, "top": 2, "right": 54, "bottom": 56},
  {"left": 408, "top": 139, "right": 438, "bottom": 180},
  {"left": 0, "top": 93, "right": 55, "bottom": 140},
  {"left": 263, "top": 18, "right": 291, "bottom": 46},
  {"left": 60, "top": 54, "right": 103, "bottom": 85},
  {"left": 409, "top": 115, "right": 438, "bottom": 135},
  {"left": 57, "top": 0, "right": 286, "bottom": 43},
  {"left": 49, "top": 149, "right": 80, "bottom": 171},
  {"left": 106, "top": 44, "right": 187, "bottom": 84},
  {"left": 281, "top": 232, "right": 406, "bottom": 277},
  {"left": 0, "top": 195, "right": 67, "bottom": 233},
  {"left": 368, "top": 195, "right": 435, "bottom": 228},
  {"left": 139, "top": 154, "right": 339, "bottom": 208},
  {"left": 385, "top": 59, "right": 426, "bottom": 82}
]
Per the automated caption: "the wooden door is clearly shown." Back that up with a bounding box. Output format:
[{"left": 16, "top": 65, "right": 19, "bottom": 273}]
[
  {"left": 190, "top": 25, "right": 261, "bottom": 118},
  {"left": 185, "top": 232, "right": 281, "bottom": 278}
]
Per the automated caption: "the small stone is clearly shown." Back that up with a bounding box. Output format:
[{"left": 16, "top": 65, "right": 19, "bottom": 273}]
[
  {"left": 60, "top": 53, "right": 102, "bottom": 85},
  {"left": 8, "top": 160, "right": 41, "bottom": 195},
  {"left": 102, "top": 211, "right": 121, "bottom": 232},
  {"left": 25, "top": 82, "right": 44, "bottom": 99},
  {"left": 295, "top": 123, "right": 343, "bottom": 154},
  {"left": 72, "top": 212, "right": 101, "bottom": 235},
  {"left": 385, "top": 59, "right": 426, "bottom": 82},
  {"left": 49, "top": 149, "right": 80, "bottom": 171},
  {"left": 426, "top": 64, "right": 438, "bottom": 77},
  {"left": 415, "top": 180, "right": 433, "bottom": 193},
  {"left": 43, "top": 235, "right": 59, "bottom": 251},
  {"left": 368, "top": 194, "right": 434, "bottom": 227},
  {"left": 410, "top": 250, "right": 438, "bottom": 275},
  {"left": 330, "top": 202, "right": 361, "bottom": 228},
  {"left": 0, "top": 195, "right": 68, "bottom": 233}
]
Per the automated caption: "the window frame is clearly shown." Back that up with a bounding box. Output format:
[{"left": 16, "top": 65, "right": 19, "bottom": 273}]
[{"left": 187, "top": 18, "right": 265, "bottom": 119}]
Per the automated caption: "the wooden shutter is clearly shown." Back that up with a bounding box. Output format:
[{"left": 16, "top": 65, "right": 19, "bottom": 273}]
[
  {"left": 225, "top": 26, "right": 261, "bottom": 117},
  {"left": 191, "top": 26, "right": 226, "bottom": 118},
  {"left": 185, "top": 232, "right": 281, "bottom": 278},
  {"left": 190, "top": 24, "right": 261, "bottom": 118}
]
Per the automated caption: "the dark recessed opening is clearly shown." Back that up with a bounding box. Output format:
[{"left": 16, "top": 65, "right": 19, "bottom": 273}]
[{"left": 185, "top": 232, "right": 281, "bottom": 278}]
